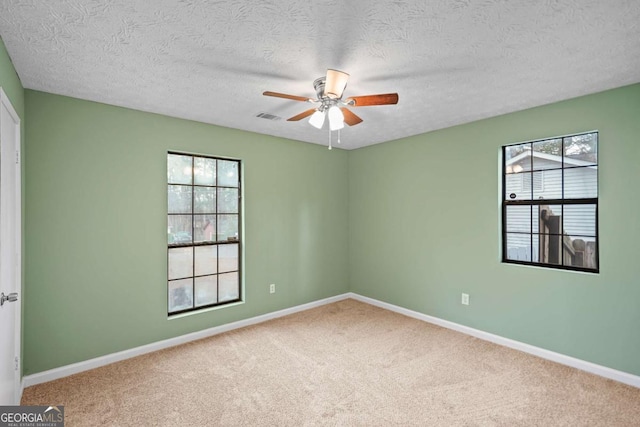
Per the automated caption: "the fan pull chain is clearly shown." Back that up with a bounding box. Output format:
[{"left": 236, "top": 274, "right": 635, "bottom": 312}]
[
  {"left": 337, "top": 129, "right": 341, "bottom": 145},
  {"left": 328, "top": 127, "right": 333, "bottom": 150}
]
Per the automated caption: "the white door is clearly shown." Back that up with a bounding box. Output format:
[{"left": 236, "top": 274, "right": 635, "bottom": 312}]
[{"left": 0, "top": 87, "right": 22, "bottom": 405}]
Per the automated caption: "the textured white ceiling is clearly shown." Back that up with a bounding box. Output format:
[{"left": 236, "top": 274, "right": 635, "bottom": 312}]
[{"left": 1, "top": 1, "right": 639, "bottom": 150}]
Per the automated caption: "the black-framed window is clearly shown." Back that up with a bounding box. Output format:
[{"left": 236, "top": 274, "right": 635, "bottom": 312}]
[
  {"left": 502, "top": 131, "right": 598, "bottom": 273},
  {"left": 167, "top": 152, "right": 242, "bottom": 314}
]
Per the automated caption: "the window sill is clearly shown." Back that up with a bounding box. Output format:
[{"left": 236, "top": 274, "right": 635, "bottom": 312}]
[
  {"left": 502, "top": 260, "right": 599, "bottom": 275},
  {"left": 167, "top": 299, "right": 245, "bottom": 320}
]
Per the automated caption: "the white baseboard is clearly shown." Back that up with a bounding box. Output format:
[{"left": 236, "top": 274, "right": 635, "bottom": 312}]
[
  {"left": 347, "top": 292, "right": 640, "bottom": 389},
  {"left": 23, "top": 292, "right": 639, "bottom": 390},
  {"left": 22, "top": 293, "right": 351, "bottom": 388}
]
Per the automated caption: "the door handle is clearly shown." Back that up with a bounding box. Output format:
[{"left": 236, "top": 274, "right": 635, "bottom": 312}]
[{"left": 0, "top": 292, "right": 18, "bottom": 306}]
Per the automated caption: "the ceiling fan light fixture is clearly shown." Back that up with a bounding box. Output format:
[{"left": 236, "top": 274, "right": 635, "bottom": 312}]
[
  {"left": 324, "top": 69, "right": 350, "bottom": 99},
  {"left": 263, "top": 70, "right": 399, "bottom": 149},
  {"left": 328, "top": 105, "right": 345, "bottom": 131},
  {"left": 309, "top": 109, "right": 326, "bottom": 129}
]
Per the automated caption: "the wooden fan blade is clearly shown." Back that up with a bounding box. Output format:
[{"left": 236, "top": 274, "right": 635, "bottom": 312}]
[
  {"left": 287, "top": 108, "right": 317, "bottom": 121},
  {"left": 263, "top": 91, "right": 311, "bottom": 102},
  {"left": 341, "top": 108, "right": 363, "bottom": 126},
  {"left": 347, "top": 93, "right": 399, "bottom": 107}
]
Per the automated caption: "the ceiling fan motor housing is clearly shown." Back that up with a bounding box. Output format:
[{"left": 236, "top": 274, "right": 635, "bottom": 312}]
[
  {"left": 313, "top": 77, "right": 327, "bottom": 99},
  {"left": 313, "top": 77, "right": 342, "bottom": 111}
]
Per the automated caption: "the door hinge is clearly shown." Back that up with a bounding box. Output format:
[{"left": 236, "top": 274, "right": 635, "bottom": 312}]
[
  {"left": 15, "top": 150, "right": 20, "bottom": 165},
  {"left": 14, "top": 356, "right": 19, "bottom": 371}
]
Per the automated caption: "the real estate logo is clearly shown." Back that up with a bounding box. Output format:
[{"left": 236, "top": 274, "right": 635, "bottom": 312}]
[{"left": 0, "top": 405, "right": 64, "bottom": 427}]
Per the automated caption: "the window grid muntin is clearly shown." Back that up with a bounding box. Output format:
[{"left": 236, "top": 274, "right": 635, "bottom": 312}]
[
  {"left": 167, "top": 152, "right": 241, "bottom": 315},
  {"left": 502, "top": 132, "right": 598, "bottom": 273}
]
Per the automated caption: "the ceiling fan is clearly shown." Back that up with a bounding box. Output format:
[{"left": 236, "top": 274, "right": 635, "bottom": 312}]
[{"left": 263, "top": 69, "right": 398, "bottom": 148}]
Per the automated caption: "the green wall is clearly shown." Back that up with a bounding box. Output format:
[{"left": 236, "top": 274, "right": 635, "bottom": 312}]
[
  {"left": 349, "top": 83, "right": 640, "bottom": 376},
  {"left": 24, "top": 90, "right": 349, "bottom": 374},
  {"left": 0, "top": 37, "right": 24, "bottom": 116}
]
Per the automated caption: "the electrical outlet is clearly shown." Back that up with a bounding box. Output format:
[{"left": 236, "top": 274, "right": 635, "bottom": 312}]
[
  {"left": 269, "top": 284, "right": 276, "bottom": 294},
  {"left": 461, "top": 293, "right": 470, "bottom": 305}
]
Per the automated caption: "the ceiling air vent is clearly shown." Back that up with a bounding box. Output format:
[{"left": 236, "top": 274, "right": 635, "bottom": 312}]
[{"left": 256, "top": 112, "right": 281, "bottom": 121}]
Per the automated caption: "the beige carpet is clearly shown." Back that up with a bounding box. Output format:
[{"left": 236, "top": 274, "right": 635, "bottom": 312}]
[{"left": 22, "top": 299, "right": 640, "bottom": 426}]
